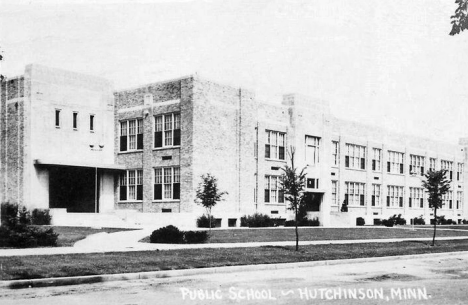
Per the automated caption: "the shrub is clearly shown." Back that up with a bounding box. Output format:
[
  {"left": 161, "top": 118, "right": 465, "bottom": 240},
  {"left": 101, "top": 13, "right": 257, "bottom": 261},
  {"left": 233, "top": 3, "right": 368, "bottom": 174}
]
[
  {"left": 463, "top": 219, "right": 468, "bottom": 224},
  {"left": 18, "top": 206, "right": 31, "bottom": 226},
  {"left": 150, "top": 225, "right": 184, "bottom": 244},
  {"left": 382, "top": 219, "right": 394, "bottom": 227},
  {"left": 373, "top": 219, "right": 382, "bottom": 226},
  {"left": 31, "top": 209, "right": 52, "bottom": 225},
  {"left": 184, "top": 231, "right": 209, "bottom": 244},
  {"left": 240, "top": 213, "right": 273, "bottom": 227},
  {"left": 356, "top": 217, "right": 365, "bottom": 226},
  {"left": 197, "top": 214, "right": 217, "bottom": 228},
  {"left": 1, "top": 202, "right": 18, "bottom": 228},
  {"left": 0, "top": 225, "right": 57, "bottom": 248},
  {"left": 285, "top": 217, "right": 320, "bottom": 227},
  {"left": 413, "top": 216, "right": 425, "bottom": 225}
]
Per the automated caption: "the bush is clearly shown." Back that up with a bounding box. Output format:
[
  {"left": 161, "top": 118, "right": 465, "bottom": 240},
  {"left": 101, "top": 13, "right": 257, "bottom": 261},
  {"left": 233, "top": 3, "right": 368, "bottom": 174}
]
[
  {"left": 463, "top": 219, "right": 468, "bottom": 224},
  {"left": 149, "top": 226, "right": 209, "bottom": 244},
  {"left": 31, "top": 209, "right": 52, "bottom": 225},
  {"left": 240, "top": 213, "right": 273, "bottom": 227},
  {"left": 1, "top": 202, "right": 18, "bottom": 228},
  {"left": 356, "top": 217, "right": 365, "bottom": 226},
  {"left": 0, "top": 225, "right": 57, "bottom": 248},
  {"left": 284, "top": 217, "right": 320, "bottom": 227},
  {"left": 382, "top": 219, "right": 394, "bottom": 227},
  {"left": 18, "top": 206, "right": 31, "bottom": 226},
  {"left": 184, "top": 231, "right": 209, "bottom": 244},
  {"left": 413, "top": 216, "right": 425, "bottom": 225},
  {"left": 197, "top": 214, "right": 217, "bottom": 228},
  {"left": 150, "top": 225, "right": 184, "bottom": 244},
  {"left": 373, "top": 219, "right": 382, "bottom": 226}
]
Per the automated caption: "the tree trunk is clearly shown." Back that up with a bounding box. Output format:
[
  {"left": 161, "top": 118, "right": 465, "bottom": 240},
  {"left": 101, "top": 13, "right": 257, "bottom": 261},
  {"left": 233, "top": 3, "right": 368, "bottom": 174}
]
[
  {"left": 432, "top": 208, "right": 437, "bottom": 246},
  {"left": 295, "top": 204, "right": 299, "bottom": 251},
  {"left": 208, "top": 209, "right": 212, "bottom": 232}
]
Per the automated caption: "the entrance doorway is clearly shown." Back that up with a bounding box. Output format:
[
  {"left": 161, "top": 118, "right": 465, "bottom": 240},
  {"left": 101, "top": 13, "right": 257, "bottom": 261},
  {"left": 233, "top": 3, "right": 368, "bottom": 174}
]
[
  {"left": 303, "top": 192, "right": 322, "bottom": 212},
  {"left": 49, "top": 167, "right": 99, "bottom": 213}
]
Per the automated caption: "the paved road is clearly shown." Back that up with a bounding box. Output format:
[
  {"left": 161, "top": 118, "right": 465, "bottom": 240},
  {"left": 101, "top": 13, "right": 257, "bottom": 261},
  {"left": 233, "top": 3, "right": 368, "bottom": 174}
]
[{"left": 1, "top": 253, "right": 468, "bottom": 305}]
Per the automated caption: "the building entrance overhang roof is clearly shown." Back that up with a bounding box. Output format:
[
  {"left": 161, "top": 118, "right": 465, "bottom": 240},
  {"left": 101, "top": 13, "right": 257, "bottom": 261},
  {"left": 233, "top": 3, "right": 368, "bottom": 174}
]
[{"left": 34, "top": 159, "right": 126, "bottom": 171}]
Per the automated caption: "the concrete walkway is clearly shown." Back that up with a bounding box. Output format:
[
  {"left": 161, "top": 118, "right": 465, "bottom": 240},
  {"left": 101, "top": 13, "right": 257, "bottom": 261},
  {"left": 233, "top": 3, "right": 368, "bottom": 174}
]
[{"left": 1, "top": 227, "right": 468, "bottom": 257}]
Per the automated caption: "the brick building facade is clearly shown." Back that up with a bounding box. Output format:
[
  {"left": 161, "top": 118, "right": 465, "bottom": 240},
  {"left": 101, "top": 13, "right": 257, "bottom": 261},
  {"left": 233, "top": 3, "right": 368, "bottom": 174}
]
[{"left": 1, "top": 65, "right": 467, "bottom": 227}]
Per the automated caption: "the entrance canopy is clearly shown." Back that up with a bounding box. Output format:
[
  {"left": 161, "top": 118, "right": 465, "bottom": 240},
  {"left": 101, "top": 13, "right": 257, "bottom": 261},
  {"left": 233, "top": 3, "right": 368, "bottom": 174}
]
[{"left": 34, "top": 159, "right": 126, "bottom": 171}]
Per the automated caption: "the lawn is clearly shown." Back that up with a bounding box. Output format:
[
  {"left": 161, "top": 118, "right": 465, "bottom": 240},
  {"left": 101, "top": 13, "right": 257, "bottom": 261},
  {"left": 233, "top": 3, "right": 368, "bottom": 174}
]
[
  {"left": 25, "top": 226, "right": 138, "bottom": 247},
  {"left": 193, "top": 227, "right": 468, "bottom": 243},
  {"left": 3, "top": 239, "right": 468, "bottom": 281},
  {"left": 415, "top": 225, "right": 468, "bottom": 231}
]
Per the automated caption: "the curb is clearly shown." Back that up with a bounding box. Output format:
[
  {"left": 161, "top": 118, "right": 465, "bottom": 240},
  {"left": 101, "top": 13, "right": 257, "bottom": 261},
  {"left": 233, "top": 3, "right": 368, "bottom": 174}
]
[{"left": 2, "top": 251, "right": 468, "bottom": 290}]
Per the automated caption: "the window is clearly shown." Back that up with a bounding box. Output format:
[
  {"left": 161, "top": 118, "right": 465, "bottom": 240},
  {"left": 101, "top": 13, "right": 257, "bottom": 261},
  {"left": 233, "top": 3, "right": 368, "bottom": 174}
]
[
  {"left": 345, "top": 144, "right": 366, "bottom": 170},
  {"left": 264, "top": 176, "right": 284, "bottom": 203},
  {"left": 409, "top": 187, "right": 424, "bottom": 208},
  {"left": 154, "top": 167, "right": 180, "bottom": 200},
  {"left": 55, "top": 109, "right": 61, "bottom": 127},
  {"left": 457, "top": 163, "right": 464, "bottom": 181},
  {"left": 441, "top": 160, "right": 453, "bottom": 180},
  {"left": 371, "top": 184, "right": 381, "bottom": 206},
  {"left": 409, "top": 155, "right": 425, "bottom": 176},
  {"left": 89, "top": 114, "right": 95, "bottom": 132},
  {"left": 265, "top": 130, "right": 285, "bottom": 160},
  {"left": 332, "top": 141, "right": 339, "bottom": 166},
  {"left": 429, "top": 158, "right": 436, "bottom": 171},
  {"left": 73, "top": 112, "right": 78, "bottom": 129},
  {"left": 331, "top": 181, "right": 338, "bottom": 206},
  {"left": 387, "top": 185, "right": 404, "bottom": 207},
  {"left": 305, "top": 136, "right": 320, "bottom": 165},
  {"left": 154, "top": 113, "right": 180, "bottom": 148},
  {"left": 120, "top": 119, "right": 143, "bottom": 152},
  {"left": 344, "top": 182, "right": 365, "bottom": 206},
  {"left": 442, "top": 191, "right": 453, "bottom": 209},
  {"left": 306, "top": 178, "right": 319, "bottom": 189},
  {"left": 119, "top": 170, "right": 143, "bottom": 201},
  {"left": 387, "top": 151, "right": 404, "bottom": 174},
  {"left": 457, "top": 191, "right": 463, "bottom": 210},
  {"left": 372, "top": 148, "right": 381, "bottom": 171}
]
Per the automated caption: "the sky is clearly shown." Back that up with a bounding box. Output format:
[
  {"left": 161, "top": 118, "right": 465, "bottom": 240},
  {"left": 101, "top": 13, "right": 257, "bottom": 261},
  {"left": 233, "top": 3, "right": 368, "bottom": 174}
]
[{"left": 1, "top": 0, "right": 468, "bottom": 144}]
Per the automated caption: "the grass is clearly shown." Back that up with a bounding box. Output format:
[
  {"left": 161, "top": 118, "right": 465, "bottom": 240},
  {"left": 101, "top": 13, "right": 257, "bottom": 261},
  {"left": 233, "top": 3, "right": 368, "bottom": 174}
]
[
  {"left": 140, "top": 226, "right": 468, "bottom": 244},
  {"left": 414, "top": 225, "right": 468, "bottom": 230},
  {"left": 6, "top": 226, "right": 138, "bottom": 248},
  {"left": 3, "top": 239, "right": 468, "bottom": 280}
]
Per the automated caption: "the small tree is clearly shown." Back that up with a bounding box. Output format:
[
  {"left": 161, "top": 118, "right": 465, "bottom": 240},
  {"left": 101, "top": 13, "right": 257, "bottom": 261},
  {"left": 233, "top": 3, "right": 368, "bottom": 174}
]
[
  {"left": 422, "top": 169, "right": 451, "bottom": 246},
  {"left": 280, "top": 147, "right": 306, "bottom": 251},
  {"left": 195, "top": 174, "right": 227, "bottom": 230}
]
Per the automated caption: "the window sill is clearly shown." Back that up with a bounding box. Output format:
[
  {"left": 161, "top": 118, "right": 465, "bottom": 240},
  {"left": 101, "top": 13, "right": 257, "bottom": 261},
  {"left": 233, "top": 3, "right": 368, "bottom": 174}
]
[
  {"left": 386, "top": 172, "right": 405, "bottom": 176},
  {"left": 118, "top": 150, "right": 143, "bottom": 154},
  {"left": 152, "top": 200, "right": 180, "bottom": 203},
  {"left": 345, "top": 167, "right": 366, "bottom": 172},
  {"left": 264, "top": 202, "right": 286, "bottom": 205},
  {"left": 153, "top": 146, "right": 180, "bottom": 151},
  {"left": 265, "top": 158, "right": 286, "bottom": 163},
  {"left": 118, "top": 201, "right": 143, "bottom": 203},
  {"left": 372, "top": 170, "right": 382, "bottom": 173}
]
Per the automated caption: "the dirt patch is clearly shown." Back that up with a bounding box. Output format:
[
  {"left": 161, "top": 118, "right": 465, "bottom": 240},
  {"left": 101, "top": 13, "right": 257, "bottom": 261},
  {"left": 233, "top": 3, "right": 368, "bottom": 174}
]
[{"left": 360, "top": 273, "right": 421, "bottom": 282}]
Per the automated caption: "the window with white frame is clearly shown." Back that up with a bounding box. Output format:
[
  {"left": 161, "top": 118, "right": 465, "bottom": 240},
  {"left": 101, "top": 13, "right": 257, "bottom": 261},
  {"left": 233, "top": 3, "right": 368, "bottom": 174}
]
[
  {"left": 372, "top": 148, "right": 381, "bottom": 171},
  {"left": 265, "top": 131, "right": 285, "bottom": 160},
  {"left": 89, "top": 114, "right": 95, "bottom": 132},
  {"left": 371, "top": 184, "right": 381, "bottom": 206},
  {"left": 441, "top": 160, "right": 454, "bottom": 180},
  {"left": 457, "top": 163, "right": 464, "bottom": 181},
  {"left": 345, "top": 144, "right": 366, "bottom": 170},
  {"left": 345, "top": 182, "right": 365, "bottom": 206},
  {"left": 409, "top": 187, "right": 424, "bottom": 208},
  {"left": 332, "top": 141, "right": 339, "bottom": 166},
  {"left": 442, "top": 191, "right": 453, "bottom": 209},
  {"left": 264, "top": 175, "right": 284, "bottom": 203},
  {"left": 73, "top": 112, "right": 78, "bottom": 130},
  {"left": 409, "top": 155, "right": 425, "bottom": 176},
  {"left": 387, "top": 151, "right": 404, "bottom": 174},
  {"left": 331, "top": 180, "right": 338, "bottom": 206},
  {"left": 154, "top": 113, "right": 181, "bottom": 148},
  {"left": 305, "top": 136, "right": 320, "bottom": 165},
  {"left": 120, "top": 119, "right": 143, "bottom": 152},
  {"left": 429, "top": 158, "right": 436, "bottom": 171},
  {"left": 387, "top": 185, "right": 404, "bottom": 207},
  {"left": 154, "top": 167, "right": 180, "bottom": 200},
  {"left": 457, "top": 191, "right": 463, "bottom": 210},
  {"left": 119, "top": 170, "right": 143, "bottom": 201}
]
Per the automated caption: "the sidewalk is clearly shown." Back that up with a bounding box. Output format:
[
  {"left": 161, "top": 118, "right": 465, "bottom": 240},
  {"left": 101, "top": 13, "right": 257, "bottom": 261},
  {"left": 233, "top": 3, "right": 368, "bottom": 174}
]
[{"left": 1, "top": 227, "right": 468, "bottom": 257}]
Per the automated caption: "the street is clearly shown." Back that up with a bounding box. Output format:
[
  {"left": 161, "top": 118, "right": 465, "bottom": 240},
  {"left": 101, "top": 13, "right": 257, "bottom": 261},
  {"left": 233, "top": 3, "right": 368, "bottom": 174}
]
[{"left": 1, "top": 253, "right": 468, "bottom": 305}]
